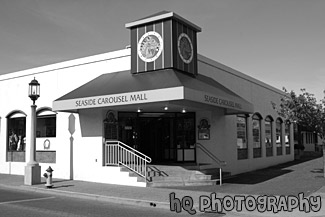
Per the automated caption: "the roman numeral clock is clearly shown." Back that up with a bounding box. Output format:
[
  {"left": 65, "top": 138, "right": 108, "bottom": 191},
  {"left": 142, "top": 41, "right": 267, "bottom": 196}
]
[{"left": 125, "top": 11, "right": 201, "bottom": 76}]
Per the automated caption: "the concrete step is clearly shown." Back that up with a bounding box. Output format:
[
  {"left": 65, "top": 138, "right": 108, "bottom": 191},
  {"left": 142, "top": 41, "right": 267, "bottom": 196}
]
[
  {"left": 147, "top": 179, "right": 219, "bottom": 187},
  {"left": 150, "top": 174, "right": 212, "bottom": 182},
  {"left": 148, "top": 170, "right": 200, "bottom": 177},
  {"left": 119, "top": 164, "right": 231, "bottom": 187}
]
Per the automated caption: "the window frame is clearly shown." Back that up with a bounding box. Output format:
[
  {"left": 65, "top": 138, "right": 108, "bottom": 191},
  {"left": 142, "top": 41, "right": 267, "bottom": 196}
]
[
  {"left": 36, "top": 108, "right": 57, "bottom": 138},
  {"left": 276, "top": 118, "right": 283, "bottom": 156},
  {"left": 252, "top": 113, "right": 262, "bottom": 158},
  {"left": 6, "top": 110, "right": 27, "bottom": 162},
  {"left": 237, "top": 114, "right": 248, "bottom": 160},
  {"left": 285, "top": 121, "right": 291, "bottom": 155},
  {"left": 265, "top": 116, "right": 273, "bottom": 157}
]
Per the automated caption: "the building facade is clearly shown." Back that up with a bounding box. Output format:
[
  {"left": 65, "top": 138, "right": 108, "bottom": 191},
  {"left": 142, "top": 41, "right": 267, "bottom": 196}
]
[{"left": 0, "top": 12, "right": 294, "bottom": 187}]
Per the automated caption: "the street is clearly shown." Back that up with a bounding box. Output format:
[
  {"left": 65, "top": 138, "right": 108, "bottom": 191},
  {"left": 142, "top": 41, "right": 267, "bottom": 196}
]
[{"left": 0, "top": 187, "right": 201, "bottom": 217}]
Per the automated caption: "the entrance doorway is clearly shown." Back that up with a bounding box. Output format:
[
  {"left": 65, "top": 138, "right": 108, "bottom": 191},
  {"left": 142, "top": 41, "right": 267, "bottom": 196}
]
[{"left": 118, "top": 112, "right": 196, "bottom": 163}]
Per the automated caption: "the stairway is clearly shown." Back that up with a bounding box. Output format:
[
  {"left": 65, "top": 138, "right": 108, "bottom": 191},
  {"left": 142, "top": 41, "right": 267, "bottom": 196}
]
[{"left": 120, "top": 164, "right": 230, "bottom": 187}]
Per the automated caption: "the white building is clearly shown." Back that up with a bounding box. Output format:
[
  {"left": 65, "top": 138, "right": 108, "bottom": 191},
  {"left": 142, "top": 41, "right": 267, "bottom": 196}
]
[{"left": 0, "top": 11, "right": 294, "bottom": 187}]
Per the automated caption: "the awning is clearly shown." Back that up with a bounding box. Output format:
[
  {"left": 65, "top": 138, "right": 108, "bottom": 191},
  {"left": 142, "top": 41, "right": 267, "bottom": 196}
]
[{"left": 52, "top": 69, "right": 254, "bottom": 114}]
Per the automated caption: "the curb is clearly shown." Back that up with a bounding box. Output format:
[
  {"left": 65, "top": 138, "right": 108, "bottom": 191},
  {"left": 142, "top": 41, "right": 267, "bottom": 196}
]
[
  {"left": 3, "top": 184, "right": 171, "bottom": 210},
  {"left": 1, "top": 183, "right": 325, "bottom": 216}
]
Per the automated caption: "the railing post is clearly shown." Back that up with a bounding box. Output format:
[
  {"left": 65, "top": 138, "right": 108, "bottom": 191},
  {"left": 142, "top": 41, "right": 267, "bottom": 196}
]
[
  {"left": 117, "top": 143, "right": 120, "bottom": 165},
  {"left": 219, "top": 167, "right": 222, "bottom": 186},
  {"left": 196, "top": 143, "right": 199, "bottom": 169},
  {"left": 145, "top": 161, "right": 147, "bottom": 182},
  {"left": 104, "top": 143, "right": 106, "bottom": 165}
]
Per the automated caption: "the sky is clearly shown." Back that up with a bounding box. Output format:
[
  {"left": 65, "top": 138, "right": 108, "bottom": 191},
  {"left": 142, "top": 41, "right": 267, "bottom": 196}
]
[{"left": 1, "top": 0, "right": 325, "bottom": 101}]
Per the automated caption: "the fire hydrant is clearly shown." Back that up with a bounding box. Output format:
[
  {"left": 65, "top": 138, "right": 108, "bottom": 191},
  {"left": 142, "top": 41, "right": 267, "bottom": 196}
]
[{"left": 43, "top": 166, "right": 54, "bottom": 188}]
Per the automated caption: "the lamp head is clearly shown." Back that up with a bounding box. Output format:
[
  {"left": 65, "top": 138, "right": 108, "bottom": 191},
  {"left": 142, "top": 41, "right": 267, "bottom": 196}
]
[{"left": 28, "top": 77, "right": 40, "bottom": 103}]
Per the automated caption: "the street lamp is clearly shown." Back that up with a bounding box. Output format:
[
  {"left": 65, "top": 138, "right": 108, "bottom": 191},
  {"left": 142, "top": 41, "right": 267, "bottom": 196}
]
[
  {"left": 24, "top": 77, "right": 41, "bottom": 185},
  {"left": 28, "top": 78, "right": 40, "bottom": 104}
]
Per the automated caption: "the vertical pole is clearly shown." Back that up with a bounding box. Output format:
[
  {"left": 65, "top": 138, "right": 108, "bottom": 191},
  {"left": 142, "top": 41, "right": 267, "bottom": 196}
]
[
  {"left": 24, "top": 104, "right": 41, "bottom": 185},
  {"left": 196, "top": 143, "right": 199, "bottom": 169},
  {"left": 28, "top": 104, "right": 37, "bottom": 165},
  {"left": 323, "top": 144, "right": 325, "bottom": 178},
  {"left": 145, "top": 161, "right": 147, "bottom": 182},
  {"left": 219, "top": 167, "right": 222, "bottom": 186},
  {"left": 117, "top": 142, "right": 120, "bottom": 165}
]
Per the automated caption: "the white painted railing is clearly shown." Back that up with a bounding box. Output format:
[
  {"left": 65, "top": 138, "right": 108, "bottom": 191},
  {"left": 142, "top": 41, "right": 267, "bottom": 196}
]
[
  {"left": 105, "top": 141, "right": 152, "bottom": 181},
  {"left": 195, "top": 143, "right": 227, "bottom": 186}
]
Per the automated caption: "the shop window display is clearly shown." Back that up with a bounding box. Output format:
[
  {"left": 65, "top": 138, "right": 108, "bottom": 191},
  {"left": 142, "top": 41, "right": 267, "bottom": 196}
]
[
  {"left": 276, "top": 118, "right": 283, "bottom": 155},
  {"left": 285, "top": 122, "right": 291, "bottom": 155},
  {"left": 265, "top": 116, "right": 273, "bottom": 157},
  {"left": 36, "top": 114, "right": 56, "bottom": 137},
  {"left": 237, "top": 115, "right": 248, "bottom": 160},
  {"left": 252, "top": 114, "right": 262, "bottom": 158},
  {"left": 7, "top": 113, "right": 26, "bottom": 162}
]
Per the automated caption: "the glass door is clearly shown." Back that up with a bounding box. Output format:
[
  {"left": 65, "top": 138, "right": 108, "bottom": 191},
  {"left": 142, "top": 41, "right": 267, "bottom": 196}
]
[
  {"left": 176, "top": 113, "right": 196, "bottom": 162},
  {"left": 118, "top": 112, "right": 196, "bottom": 163}
]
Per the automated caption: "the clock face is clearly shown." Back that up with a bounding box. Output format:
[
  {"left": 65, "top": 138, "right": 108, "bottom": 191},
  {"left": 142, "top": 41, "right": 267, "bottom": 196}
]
[
  {"left": 178, "top": 33, "right": 193, "bottom": 64},
  {"left": 137, "top": 31, "right": 163, "bottom": 62}
]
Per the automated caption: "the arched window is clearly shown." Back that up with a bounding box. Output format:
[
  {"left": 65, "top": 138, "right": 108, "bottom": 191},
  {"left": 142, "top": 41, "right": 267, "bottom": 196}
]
[
  {"left": 265, "top": 116, "right": 273, "bottom": 157},
  {"left": 285, "top": 121, "right": 291, "bottom": 155},
  {"left": 104, "top": 111, "right": 118, "bottom": 140},
  {"left": 36, "top": 108, "right": 57, "bottom": 138},
  {"left": 6, "top": 110, "right": 27, "bottom": 162},
  {"left": 276, "top": 118, "right": 283, "bottom": 155},
  {"left": 252, "top": 113, "right": 262, "bottom": 158},
  {"left": 237, "top": 114, "right": 248, "bottom": 160}
]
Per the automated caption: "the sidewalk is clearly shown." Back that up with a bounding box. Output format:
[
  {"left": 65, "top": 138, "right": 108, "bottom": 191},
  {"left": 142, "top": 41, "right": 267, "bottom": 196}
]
[{"left": 1, "top": 156, "right": 325, "bottom": 216}]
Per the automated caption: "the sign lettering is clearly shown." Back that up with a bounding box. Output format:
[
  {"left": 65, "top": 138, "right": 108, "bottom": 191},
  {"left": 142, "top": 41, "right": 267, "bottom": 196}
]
[
  {"left": 204, "top": 95, "right": 242, "bottom": 110},
  {"left": 75, "top": 93, "right": 148, "bottom": 108}
]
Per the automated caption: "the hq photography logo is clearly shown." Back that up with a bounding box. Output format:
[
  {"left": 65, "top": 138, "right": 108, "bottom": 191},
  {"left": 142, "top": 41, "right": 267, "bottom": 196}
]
[{"left": 169, "top": 192, "right": 322, "bottom": 215}]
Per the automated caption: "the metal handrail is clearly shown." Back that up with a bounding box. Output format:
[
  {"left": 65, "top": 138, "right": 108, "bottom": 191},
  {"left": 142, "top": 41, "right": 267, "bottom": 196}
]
[
  {"left": 107, "top": 140, "right": 152, "bottom": 163},
  {"left": 105, "top": 141, "right": 151, "bottom": 182},
  {"left": 195, "top": 143, "right": 226, "bottom": 185}
]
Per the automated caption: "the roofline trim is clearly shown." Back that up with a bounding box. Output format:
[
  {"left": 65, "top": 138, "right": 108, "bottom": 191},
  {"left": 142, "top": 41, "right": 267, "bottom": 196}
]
[{"left": 125, "top": 11, "right": 201, "bottom": 32}]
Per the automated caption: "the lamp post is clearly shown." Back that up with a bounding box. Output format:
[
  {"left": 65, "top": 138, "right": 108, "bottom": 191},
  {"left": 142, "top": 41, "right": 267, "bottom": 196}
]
[{"left": 24, "top": 78, "right": 41, "bottom": 185}]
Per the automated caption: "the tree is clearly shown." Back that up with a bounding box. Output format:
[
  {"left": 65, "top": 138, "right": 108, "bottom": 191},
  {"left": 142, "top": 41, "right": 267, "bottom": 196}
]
[{"left": 272, "top": 88, "right": 325, "bottom": 177}]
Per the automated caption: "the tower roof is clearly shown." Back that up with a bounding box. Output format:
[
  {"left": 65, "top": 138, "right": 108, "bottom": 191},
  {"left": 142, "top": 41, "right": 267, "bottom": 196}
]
[{"left": 125, "top": 11, "right": 201, "bottom": 32}]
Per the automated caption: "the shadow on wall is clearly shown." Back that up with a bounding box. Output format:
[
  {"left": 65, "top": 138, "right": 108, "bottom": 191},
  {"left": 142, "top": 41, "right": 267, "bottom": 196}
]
[
  {"left": 79, "top": 110, "right": 103, "bottom": 137},
  {"left": 68, "top": 114, "right": 75, "bottom": 180}
]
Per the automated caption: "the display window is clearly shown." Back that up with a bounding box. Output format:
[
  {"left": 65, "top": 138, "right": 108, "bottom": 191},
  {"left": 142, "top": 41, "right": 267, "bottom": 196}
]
[
  {"left": 252, "top": 113, "right": 262, "bottom": 158},
  {"left": 36, "top": 109, "right": 57, "bottom": 138},
  {"left": 285, "top": 121, "right": 291, "bottom": 155},
  {"left": 265, "top": 116, "right": 273, "bottom": 157},
  {"left": 237, "top": 115, "right": 248, "bottom": 160},
  {"left": 276, "top": 118, "right": 283, "bottom": 155},
  {"left": 7, "top": 111, "right": 26, "bottom": 162}
]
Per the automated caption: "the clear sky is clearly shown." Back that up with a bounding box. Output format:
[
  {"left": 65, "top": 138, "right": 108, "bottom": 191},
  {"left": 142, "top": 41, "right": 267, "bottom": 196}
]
[{"left": 1, "top": 0, "right": 324, "bottom": 100}]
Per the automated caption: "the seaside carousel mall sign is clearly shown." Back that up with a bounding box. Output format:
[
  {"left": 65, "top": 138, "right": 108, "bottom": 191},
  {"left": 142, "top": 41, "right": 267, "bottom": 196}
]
[
  {"left": 53, "top": 87, "right": 184, "bottom": 110},
  {"left": 52, "top": 87, "right": 245, "bottom": 112}
]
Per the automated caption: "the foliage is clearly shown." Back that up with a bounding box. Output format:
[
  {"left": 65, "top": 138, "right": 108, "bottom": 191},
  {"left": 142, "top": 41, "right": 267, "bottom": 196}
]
[{"left": 272, "top": 88, "right": 325, "bottom": 141}]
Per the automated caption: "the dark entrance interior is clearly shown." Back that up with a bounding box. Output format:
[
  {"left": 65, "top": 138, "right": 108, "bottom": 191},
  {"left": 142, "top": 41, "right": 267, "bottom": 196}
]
[{"left": 118, "top": 112, "right": 195, "bottom": 163}]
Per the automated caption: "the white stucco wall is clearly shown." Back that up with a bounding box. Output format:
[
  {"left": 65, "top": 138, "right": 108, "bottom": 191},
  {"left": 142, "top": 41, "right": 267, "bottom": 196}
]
[
  {"left": 0, "top": 49, "right": 131, "bottom": 181},
  {"left": 0, "top": 48, "right": 295, "bottom": 184},
  {"left": 196, "top": 55, "right": 294, "bottom": 175}
]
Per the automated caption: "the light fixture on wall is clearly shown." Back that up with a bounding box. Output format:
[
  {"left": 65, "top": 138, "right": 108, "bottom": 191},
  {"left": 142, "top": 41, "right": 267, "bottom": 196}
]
[
  {"left": 181, "top": 108, "right": 187, "bottom": 113},
  {"left": 25, "top": 77, "right": 41, "bottom": 185},
  {"left": 163, "top": 106, "right": 168, "bottom": 111},
  {"left": 137, "top": 108, "right": 142, "bottom": 113}
]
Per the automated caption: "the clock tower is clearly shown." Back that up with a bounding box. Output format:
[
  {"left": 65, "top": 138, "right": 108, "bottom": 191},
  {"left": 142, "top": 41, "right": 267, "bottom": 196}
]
[{"left": 125, "top": 11, "right": 201, "bottom": 76}]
